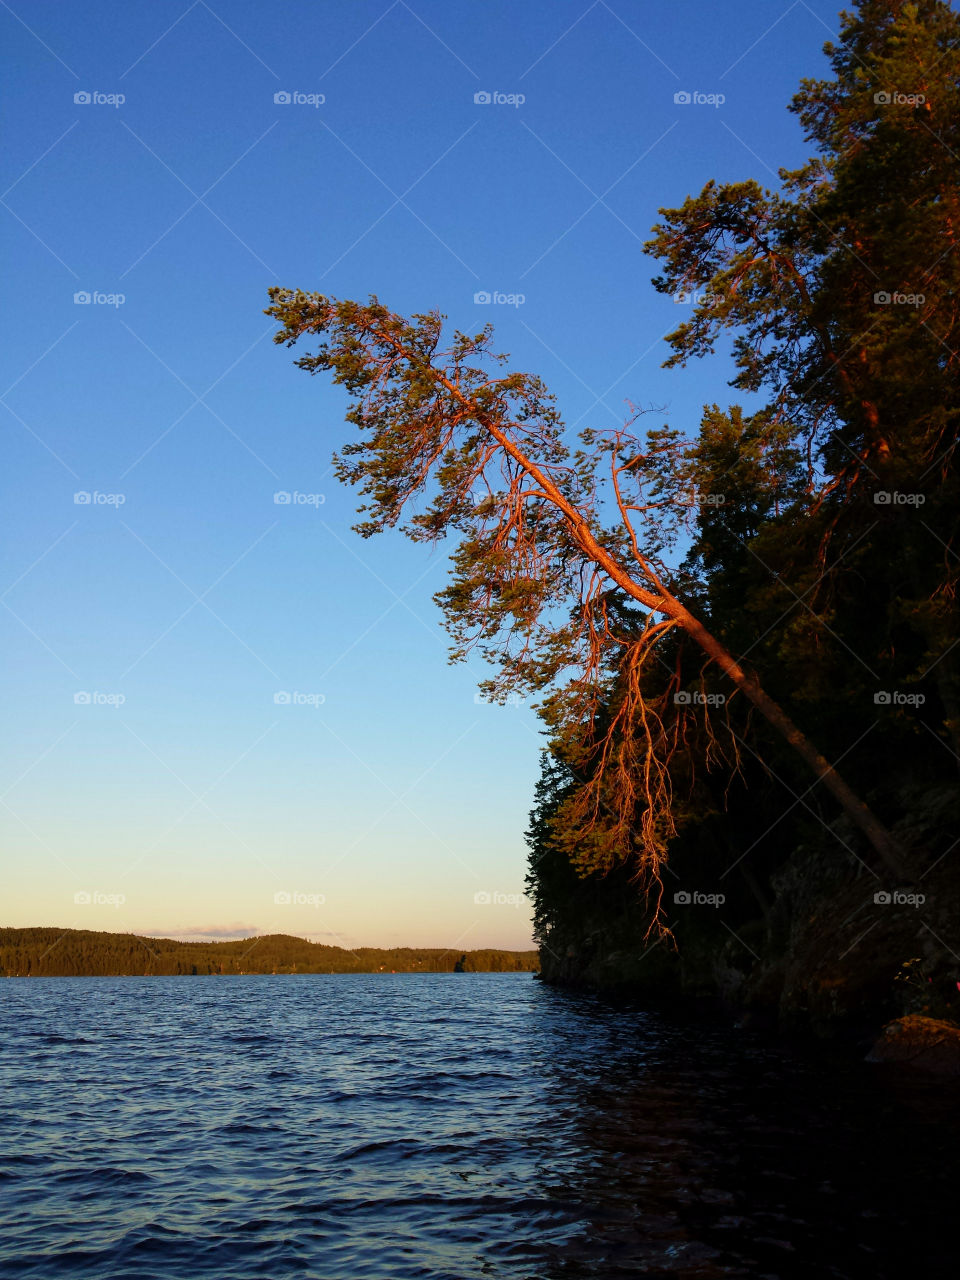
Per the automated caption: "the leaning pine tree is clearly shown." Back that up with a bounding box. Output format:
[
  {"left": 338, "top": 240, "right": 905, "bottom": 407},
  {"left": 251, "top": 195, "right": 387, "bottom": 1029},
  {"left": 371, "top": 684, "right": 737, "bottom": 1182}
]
[{"left": 265, "top": 290, "right": 908, "bottom": 894}]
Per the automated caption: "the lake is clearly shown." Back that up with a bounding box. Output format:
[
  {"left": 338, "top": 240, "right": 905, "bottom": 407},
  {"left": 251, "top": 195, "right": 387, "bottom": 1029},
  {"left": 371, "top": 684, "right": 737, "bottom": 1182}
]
[{"left": 1, "top": 973, "right": 956, "bottom": 1278}]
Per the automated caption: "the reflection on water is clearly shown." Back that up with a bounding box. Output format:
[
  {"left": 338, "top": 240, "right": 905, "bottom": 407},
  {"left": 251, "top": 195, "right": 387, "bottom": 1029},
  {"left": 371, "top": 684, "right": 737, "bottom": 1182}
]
[{"left": 0, "top": 973, "right": 956, "bottom": 1278}]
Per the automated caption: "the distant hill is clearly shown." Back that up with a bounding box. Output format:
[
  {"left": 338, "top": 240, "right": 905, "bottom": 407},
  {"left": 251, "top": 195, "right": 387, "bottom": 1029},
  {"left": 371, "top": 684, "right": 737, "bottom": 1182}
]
[{"left": 0, "top": 928, "right": 539, "bottom": 977}]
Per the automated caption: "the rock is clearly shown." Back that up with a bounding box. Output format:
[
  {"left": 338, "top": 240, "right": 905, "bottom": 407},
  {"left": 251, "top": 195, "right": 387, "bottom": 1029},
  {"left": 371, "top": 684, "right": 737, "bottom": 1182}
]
[{"left": 867, "top": 1015, "right": 960, "bottom": 1076}]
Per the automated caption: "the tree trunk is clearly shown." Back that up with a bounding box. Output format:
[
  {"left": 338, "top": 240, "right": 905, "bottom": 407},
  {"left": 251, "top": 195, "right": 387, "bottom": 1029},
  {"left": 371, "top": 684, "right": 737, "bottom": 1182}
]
[{"left": 676, "top": 605, "right": 906, "bottom": 878}]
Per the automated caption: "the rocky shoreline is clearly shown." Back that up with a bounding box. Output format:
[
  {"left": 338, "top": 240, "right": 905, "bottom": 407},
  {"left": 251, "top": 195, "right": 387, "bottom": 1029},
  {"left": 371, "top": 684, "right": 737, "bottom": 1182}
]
[{"left": 536, "top": 782, "right": 960, "bottom": 1070}]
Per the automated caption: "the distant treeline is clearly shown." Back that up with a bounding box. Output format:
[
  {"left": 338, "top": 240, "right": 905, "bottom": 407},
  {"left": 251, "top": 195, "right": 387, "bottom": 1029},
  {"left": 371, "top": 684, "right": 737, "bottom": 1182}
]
[{"left": 0, "top": 929, "right": 539, "bottom": 977}]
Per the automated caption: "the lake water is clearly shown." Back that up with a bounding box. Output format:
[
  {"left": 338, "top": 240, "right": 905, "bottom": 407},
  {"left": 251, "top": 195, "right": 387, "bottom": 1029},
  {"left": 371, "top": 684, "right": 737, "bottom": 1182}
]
[{"left": 1, "top": 973, "right": 956, "bottom": 1278}]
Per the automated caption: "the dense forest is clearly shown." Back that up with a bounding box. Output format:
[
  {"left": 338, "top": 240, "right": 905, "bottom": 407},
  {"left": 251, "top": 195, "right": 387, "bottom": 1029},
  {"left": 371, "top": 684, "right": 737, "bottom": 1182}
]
[
  {"left": 523, "top": 0, "right": 960, "bottom": 1034},
  {"left": 0, "top": 929, "right": 538, "bottom": 977}
]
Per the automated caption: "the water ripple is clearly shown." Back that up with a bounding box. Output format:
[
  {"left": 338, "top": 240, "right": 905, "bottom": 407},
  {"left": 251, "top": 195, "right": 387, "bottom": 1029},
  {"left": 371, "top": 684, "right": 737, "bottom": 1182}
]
[{"left": 1, "top": 973, "right": 958, "bottom": 1278}]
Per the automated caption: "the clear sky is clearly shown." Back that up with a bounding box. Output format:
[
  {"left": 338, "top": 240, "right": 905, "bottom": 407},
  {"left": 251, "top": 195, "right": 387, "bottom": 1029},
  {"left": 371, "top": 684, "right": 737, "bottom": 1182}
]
[{"left": 2, "top": 0, "right": 843, "bottom": 948}]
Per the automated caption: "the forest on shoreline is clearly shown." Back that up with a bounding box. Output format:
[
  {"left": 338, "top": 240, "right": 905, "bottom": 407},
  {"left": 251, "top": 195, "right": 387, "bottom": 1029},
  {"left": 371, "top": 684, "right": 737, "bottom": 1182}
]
[
  {"left": 0, "top": 929, "right": 539, "bottom": 977},
  {"left": 519, "top": 0, "right": 960, "bottom": 1032}
]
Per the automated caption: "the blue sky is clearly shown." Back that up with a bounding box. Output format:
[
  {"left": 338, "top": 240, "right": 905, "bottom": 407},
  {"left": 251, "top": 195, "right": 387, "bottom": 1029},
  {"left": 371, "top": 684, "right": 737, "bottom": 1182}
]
[{"left": 2, "top": 0, "right": 843, "bottom": 948}]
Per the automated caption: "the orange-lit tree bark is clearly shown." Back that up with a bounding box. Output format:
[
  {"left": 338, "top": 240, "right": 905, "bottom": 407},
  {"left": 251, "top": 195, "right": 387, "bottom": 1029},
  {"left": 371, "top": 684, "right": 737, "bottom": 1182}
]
[{"left": 266, "top": 291, "right": 907, "bottom": 885}]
